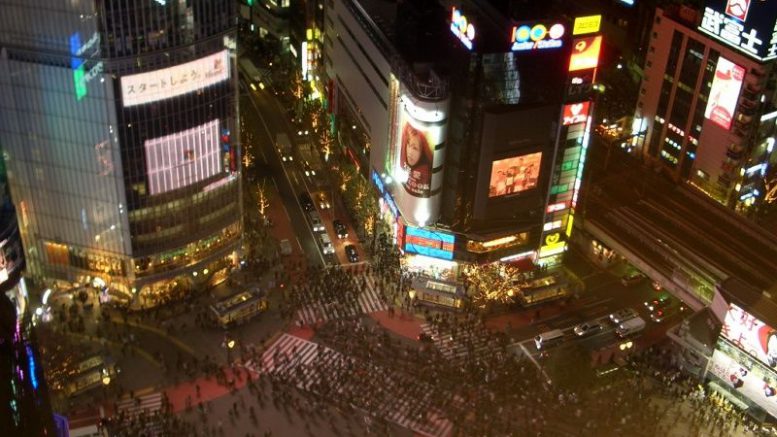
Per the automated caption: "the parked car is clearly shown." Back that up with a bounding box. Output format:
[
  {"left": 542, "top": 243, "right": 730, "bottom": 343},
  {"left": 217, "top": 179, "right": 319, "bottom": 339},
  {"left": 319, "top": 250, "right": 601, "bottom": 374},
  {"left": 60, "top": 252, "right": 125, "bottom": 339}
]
[
  {"left": 345, "top": 245, "right": 359, "bottom": 263},
  {"left": 333, "top": 220, "right": 348, "bottom": 239},
  {"left": 644, "top": 295, "right": 671, "bottom": 312},
  {"left": 609, "top": 308, "right": 639, "bottom": 324},
  {"left": 299, "top": 193, "right": 314, "bottom": 212},
  {"left": 621, "top": 271, "right": 646, "bottom": 287},
  {"left": 573, "top": 321, "right": 602, "bottom": 337}
]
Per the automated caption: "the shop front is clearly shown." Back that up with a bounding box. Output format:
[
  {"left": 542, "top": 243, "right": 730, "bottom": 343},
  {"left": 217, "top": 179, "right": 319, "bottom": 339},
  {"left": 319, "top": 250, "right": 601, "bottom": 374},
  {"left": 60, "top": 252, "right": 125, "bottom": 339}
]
[{"left": 410, "top": 276, "right": 468, "bottom": 311}]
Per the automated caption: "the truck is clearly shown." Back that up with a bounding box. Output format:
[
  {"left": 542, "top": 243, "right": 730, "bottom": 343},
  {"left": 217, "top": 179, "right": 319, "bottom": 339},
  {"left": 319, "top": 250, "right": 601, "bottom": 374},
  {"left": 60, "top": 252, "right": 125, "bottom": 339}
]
[{"left": 615, "top": 316, "right": 646, "bottom": 338}]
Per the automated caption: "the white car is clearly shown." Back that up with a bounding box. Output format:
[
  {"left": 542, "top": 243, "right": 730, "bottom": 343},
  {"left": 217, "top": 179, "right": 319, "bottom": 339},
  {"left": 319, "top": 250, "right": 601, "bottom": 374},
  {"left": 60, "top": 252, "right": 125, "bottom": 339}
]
[
  {"left": 573, "top": 321, "right": 602, "bottom": 337},
  {"left": 609, "top": 308, "right": 639, "bottom": 325},
  {"left": 319, "top": 233, "right": 335, "bottom": 255}
]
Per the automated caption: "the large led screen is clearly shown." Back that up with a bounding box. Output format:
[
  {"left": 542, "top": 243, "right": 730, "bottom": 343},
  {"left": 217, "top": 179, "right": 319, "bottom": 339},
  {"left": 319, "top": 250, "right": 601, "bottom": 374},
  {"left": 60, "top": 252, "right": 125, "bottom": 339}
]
[
  {"left": 488, "top": 152, "right": 542, "bottom": 198},
  {"left": 121, "top": 50, "right": 229, "bottom": 107},
  {"left": 721, "top": 303, "right": 777, "bottom": 368},
  {"left": 404, "top": 226, "right": 455, "bottom": 260},
  {"left": 704, "top": 57, "right": 745, "bottom": 130},
  {"left": 145, "top": 119, "right": 222, "bottom": 195}
]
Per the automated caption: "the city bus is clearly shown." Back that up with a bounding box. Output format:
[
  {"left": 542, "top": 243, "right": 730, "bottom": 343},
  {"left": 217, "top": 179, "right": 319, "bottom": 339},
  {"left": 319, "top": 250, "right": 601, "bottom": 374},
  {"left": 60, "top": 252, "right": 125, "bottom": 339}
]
[
  {"left": 410, "top": 277, "right": 467, "bottom": 311},
  {"left": 210, "top": 288, "right": 268, "bottom": 329},
  {"left": 65, "top": 356, "right": 117, "bottom": 397}
]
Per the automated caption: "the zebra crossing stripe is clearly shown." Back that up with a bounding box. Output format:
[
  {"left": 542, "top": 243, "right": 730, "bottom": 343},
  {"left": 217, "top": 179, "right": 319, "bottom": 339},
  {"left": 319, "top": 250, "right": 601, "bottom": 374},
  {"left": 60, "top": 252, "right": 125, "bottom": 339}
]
[{"left": 116, "top": 392, "right": 163, "bottom": 418}]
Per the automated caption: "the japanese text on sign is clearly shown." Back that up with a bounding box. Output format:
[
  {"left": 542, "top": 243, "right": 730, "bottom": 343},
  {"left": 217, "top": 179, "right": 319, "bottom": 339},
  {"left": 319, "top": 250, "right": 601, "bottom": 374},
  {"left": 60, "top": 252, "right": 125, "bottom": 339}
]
[
  {"left": 699, "top": 6, "right": 777, "bottom": 61},
  {"left": 121, "top": 50, "right": 229, "bottom": 107}
]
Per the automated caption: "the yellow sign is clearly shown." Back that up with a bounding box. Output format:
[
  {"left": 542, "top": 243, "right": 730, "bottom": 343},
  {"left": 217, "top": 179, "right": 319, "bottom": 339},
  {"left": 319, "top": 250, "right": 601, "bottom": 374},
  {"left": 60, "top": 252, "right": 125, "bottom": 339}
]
[{"left": 573, "top": 15, "right": 601, "bottom": 36}]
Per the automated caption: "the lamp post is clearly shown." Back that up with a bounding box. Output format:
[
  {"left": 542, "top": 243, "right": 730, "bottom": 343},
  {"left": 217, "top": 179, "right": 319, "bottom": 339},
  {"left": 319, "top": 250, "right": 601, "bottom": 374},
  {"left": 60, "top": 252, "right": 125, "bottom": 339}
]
[{"left": 224, "top": 333, "right": 236, "bottom": 364}]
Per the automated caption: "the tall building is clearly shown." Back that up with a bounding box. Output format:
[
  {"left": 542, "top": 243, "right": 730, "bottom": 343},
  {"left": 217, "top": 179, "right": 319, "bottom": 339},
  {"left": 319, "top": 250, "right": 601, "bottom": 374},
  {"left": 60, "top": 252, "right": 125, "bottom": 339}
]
[
  {"left": 0, "top": 1, "right": 242, "bottom": 307},
  {"left": 323, "top": 0, "right": 601, "bottom": 287},
  {"left": 0, "top": 160, "right": 57, "bottom": 435},
  {"left": 634, "top": 2, "right": 777, "bottom": 210}
]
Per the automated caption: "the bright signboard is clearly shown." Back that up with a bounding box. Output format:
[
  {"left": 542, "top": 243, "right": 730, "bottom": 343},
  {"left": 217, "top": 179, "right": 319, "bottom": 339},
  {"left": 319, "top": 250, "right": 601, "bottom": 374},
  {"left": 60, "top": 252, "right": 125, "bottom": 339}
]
[
  {"left": 510, "top": 23, "right": 565, "bottom": 52},
  {"left": 145, "top": 119, "right": 222, "bottom": 195},
  {"left": 488, "top": 152, "right": 542, "bottom": 198},
  {"left": 568, "top": 36, "right": 602, "bottom": 71},
  {"left": 572, "top": 15, "right": 601, "bottom": 36},
  {"left": 562, "top": 102, "right": 591, "bottom": 126},
  {"left": 708, "top": 347, "right": 777, "bottom": 420},
  {"left": 404, "top": 226, "right": 455, "bottom": 260},
  {"left": 699, "top": 0, "right": 777, "bottom": 61},
  {"left": 121, "top": 50, "right": 229, "bottom": 107},
  {"left": 704, "top": 56, "right": 745, "bottom": 130},
  {"left": 450, "top": 7, "right": 475, "bottom": 50},
  {"left": 721, "top": 303, "right": 777, "bottom": 368}
]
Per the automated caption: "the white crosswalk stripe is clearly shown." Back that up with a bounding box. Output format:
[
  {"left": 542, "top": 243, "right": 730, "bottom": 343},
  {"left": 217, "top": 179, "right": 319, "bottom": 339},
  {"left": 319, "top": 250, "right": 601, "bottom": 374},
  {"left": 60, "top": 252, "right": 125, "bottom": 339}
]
[
  {"left": 421, "top": 323, "right": 494, "bottom": 362},
  {"left": 116, "top": 392, "right": 164, "bottom": 419},
  {"left": 250, "top": 334, "right": 453, "bottom": 437},
  {"left": 294, "top": 274, "right": 388, "bottom": 326}
]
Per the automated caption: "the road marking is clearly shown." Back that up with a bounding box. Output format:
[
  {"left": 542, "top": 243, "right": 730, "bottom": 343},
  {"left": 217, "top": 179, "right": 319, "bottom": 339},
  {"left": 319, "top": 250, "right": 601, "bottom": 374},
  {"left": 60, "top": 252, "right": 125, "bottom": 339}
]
[
  {"left": 518, "top": 342, "right": 552, "bottom": 384},
  {"left": 295, "top": 237, "right": 303, "bottom": 251}
]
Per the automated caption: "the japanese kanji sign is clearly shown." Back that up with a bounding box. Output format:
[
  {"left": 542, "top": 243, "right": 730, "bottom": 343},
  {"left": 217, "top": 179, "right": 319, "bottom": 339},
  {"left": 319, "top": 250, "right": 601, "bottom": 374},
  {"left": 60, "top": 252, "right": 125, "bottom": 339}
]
[
  {"left": 699, "top": 0, "right": 777, "bottom": 61},
  {"left": 121, "top": 50, "right": 229, "bottom": 107},
  {"left": 722, "top": 303, "right": 777, "bottom": 369}
]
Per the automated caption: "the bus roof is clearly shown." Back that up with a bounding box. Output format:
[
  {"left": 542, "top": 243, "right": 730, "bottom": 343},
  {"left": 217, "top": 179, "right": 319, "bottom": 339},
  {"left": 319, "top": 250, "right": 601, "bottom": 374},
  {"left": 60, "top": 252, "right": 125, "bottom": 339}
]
[{"left": 211, "top": 290, "right": 265, "bottom": 316}]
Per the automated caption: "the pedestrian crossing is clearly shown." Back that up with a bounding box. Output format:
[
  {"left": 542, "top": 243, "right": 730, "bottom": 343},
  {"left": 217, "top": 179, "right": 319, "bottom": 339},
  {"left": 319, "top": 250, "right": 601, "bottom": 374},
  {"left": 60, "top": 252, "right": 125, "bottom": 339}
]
[
  {"left": 248, "top": 333, "right": 454, "bottom": 437},
  {"left": 115, "top": 392, "right": 166, "bottom": 435},
  {"left": 295, "top": 275, "right": 388, "bottom": 325},
  {"left": 420, "top": 323, "right": 496, "bottom": 362}
]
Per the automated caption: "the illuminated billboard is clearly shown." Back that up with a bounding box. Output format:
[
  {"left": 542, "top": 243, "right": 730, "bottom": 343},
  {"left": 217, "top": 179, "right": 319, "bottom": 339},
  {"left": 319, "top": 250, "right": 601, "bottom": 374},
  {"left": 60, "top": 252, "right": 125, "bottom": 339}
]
[
  {"left": 704, "top": 57, "right": 745, "bottom": 130},
  {"left": 568, "top": 36, "right": 602, "bottom": 72},
  {"left": 393, "top": 95, "right": 446, "bottom": 199},
  {"left": 573, "top": 15, "right": 601, "bottom": 35},
  {"left": 510, "top": 23, "right": 565, "bottom": 52},
  {"left": 562, "top": 102, "right": 591, "bottom": 126},
  {"left": 699, "top": 0, "right": 777, "bottom": 61},
  {"left": 145, "top": 119, "right": 222, "bottom": 195},
  {"left": 121, "top": 50, "right": 229, "bottom": 107},
  {"left": 488, "top": 152, "right": 542, "bottom": 198},
  {"left": 404, "top": 226, "right": 455, "bottom": 260},
  {"left": 722, "top": 303, "right": 777, "bottom": 368},
  {"left": 708, "top": 346, "right": 777, "bottom": 419},
  {"left": 450, "top": 7, "right": 475, "bottom": 50}
]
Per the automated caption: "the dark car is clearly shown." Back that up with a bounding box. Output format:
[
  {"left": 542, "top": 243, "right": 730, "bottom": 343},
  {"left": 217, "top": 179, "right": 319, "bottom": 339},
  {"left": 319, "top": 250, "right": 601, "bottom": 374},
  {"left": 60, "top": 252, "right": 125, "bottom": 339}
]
[
  {"left": 333, "top": 220, "right": 348, "bottom": 239},
  {"left": 345, "top": 245, "right": 359, "bottom": 263},
  {"left": 299, "top": 193, "right": 314, "bottom": 212}
]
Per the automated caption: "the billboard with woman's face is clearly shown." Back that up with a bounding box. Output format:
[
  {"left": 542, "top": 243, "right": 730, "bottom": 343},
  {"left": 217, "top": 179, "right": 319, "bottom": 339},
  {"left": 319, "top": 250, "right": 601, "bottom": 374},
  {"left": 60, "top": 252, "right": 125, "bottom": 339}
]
[
  {"left": 388, "top": 88, "right": 448, "bottom": 226},
  {"left": 399, "top": 122, "right": 434, "bottom": 197}
]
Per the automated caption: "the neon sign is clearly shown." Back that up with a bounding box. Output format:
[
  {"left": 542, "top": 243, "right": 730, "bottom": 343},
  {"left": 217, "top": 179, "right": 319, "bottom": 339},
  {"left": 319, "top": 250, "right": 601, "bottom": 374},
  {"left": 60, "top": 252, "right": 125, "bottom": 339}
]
[
  {"left": 404, "top": 226, "right": 455, "bottom": 260},
  {"left": 569, "top": 36, "right": 602, "bottom": 71},
  {"left": 450, "top": 7, "right": 475, "bottom": 50},
  {"left": 562, "top": 102, "right": 591, "bottom": 126},
  {"left": 573, "top": 15, "right": 601, "bottom": 35},
  {"left": 511, "top": 23, "right": 565, "bottom": 51},
  {"left": 698, "top": 0, "right": 777, "bottom": 61},
  {"left": 69, "top": 32, "right": 102, "bottom": 101}
]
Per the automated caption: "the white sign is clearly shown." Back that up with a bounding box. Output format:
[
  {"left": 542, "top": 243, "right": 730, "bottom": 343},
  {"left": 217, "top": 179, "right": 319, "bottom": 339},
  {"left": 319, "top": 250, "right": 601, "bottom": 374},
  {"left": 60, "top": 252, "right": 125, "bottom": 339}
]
[
  {"left": 700, "top": 6, "right": 769, "bottom": 59},
  {"left": 144, "top": 119, "right": 222, "bottom": 195},
  {"left": 121, "top": 50, "right": 229, "bottom": 107}
]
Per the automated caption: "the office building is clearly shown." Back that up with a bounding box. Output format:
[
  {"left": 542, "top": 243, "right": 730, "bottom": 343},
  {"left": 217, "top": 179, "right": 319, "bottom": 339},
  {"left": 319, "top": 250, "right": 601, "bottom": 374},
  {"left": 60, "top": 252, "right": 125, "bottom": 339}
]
[
  {"left": 634, "top": 1, "right": 777, "bottom": 210},
  {"left": 0, "top": 0, "right": 242, "bottom": 307},
  {"left": 323, "top": 0, "right": 601, "bottom": 282}
]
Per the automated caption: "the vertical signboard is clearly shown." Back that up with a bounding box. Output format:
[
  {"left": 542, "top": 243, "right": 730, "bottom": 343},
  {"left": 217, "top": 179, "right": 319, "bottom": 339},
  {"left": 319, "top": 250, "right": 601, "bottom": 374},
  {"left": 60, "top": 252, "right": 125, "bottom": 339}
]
[{"left": 704, "top": 56, "right": 746, "bottom": 130}]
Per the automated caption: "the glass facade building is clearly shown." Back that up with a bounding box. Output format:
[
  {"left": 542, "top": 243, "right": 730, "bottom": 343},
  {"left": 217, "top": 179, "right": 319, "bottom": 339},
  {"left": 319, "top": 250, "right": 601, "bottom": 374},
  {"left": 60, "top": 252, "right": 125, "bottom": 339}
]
[{"left": 0, "top": 0, "right": 241, "bottom": 307}]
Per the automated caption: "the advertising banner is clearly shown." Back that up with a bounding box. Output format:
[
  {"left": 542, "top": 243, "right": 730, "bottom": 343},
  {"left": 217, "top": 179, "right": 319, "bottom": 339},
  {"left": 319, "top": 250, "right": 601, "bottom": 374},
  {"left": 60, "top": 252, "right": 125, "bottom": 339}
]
[
  {"left": 699, "top": 0, "right": 777, "bottom": 61},
  {"left": 488, "top": 152, "right": 542, "bottom": 198},
  {"left": 145, "top": 119, "right": 222, "bottom": 195},
  {"left": 562, "top": 102, "right": 591, "bottom": 126},
  {"left": 704, "top": 56, "right": 745, "bottom": 130},
  {"left": 722, "top": 303, "right": 777, "bottom": 368},
  {"left": 709, "top": 346, "right": 777, "bottom": 418},
  {"left": 404, "top": 226, "right": 455, "bottom": 260},
  {"left": 568, "top": 36, "right": 602, "bottom": 72},
  {"left": 121, "top": 50, "right": 229, "bottom": 107}
]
